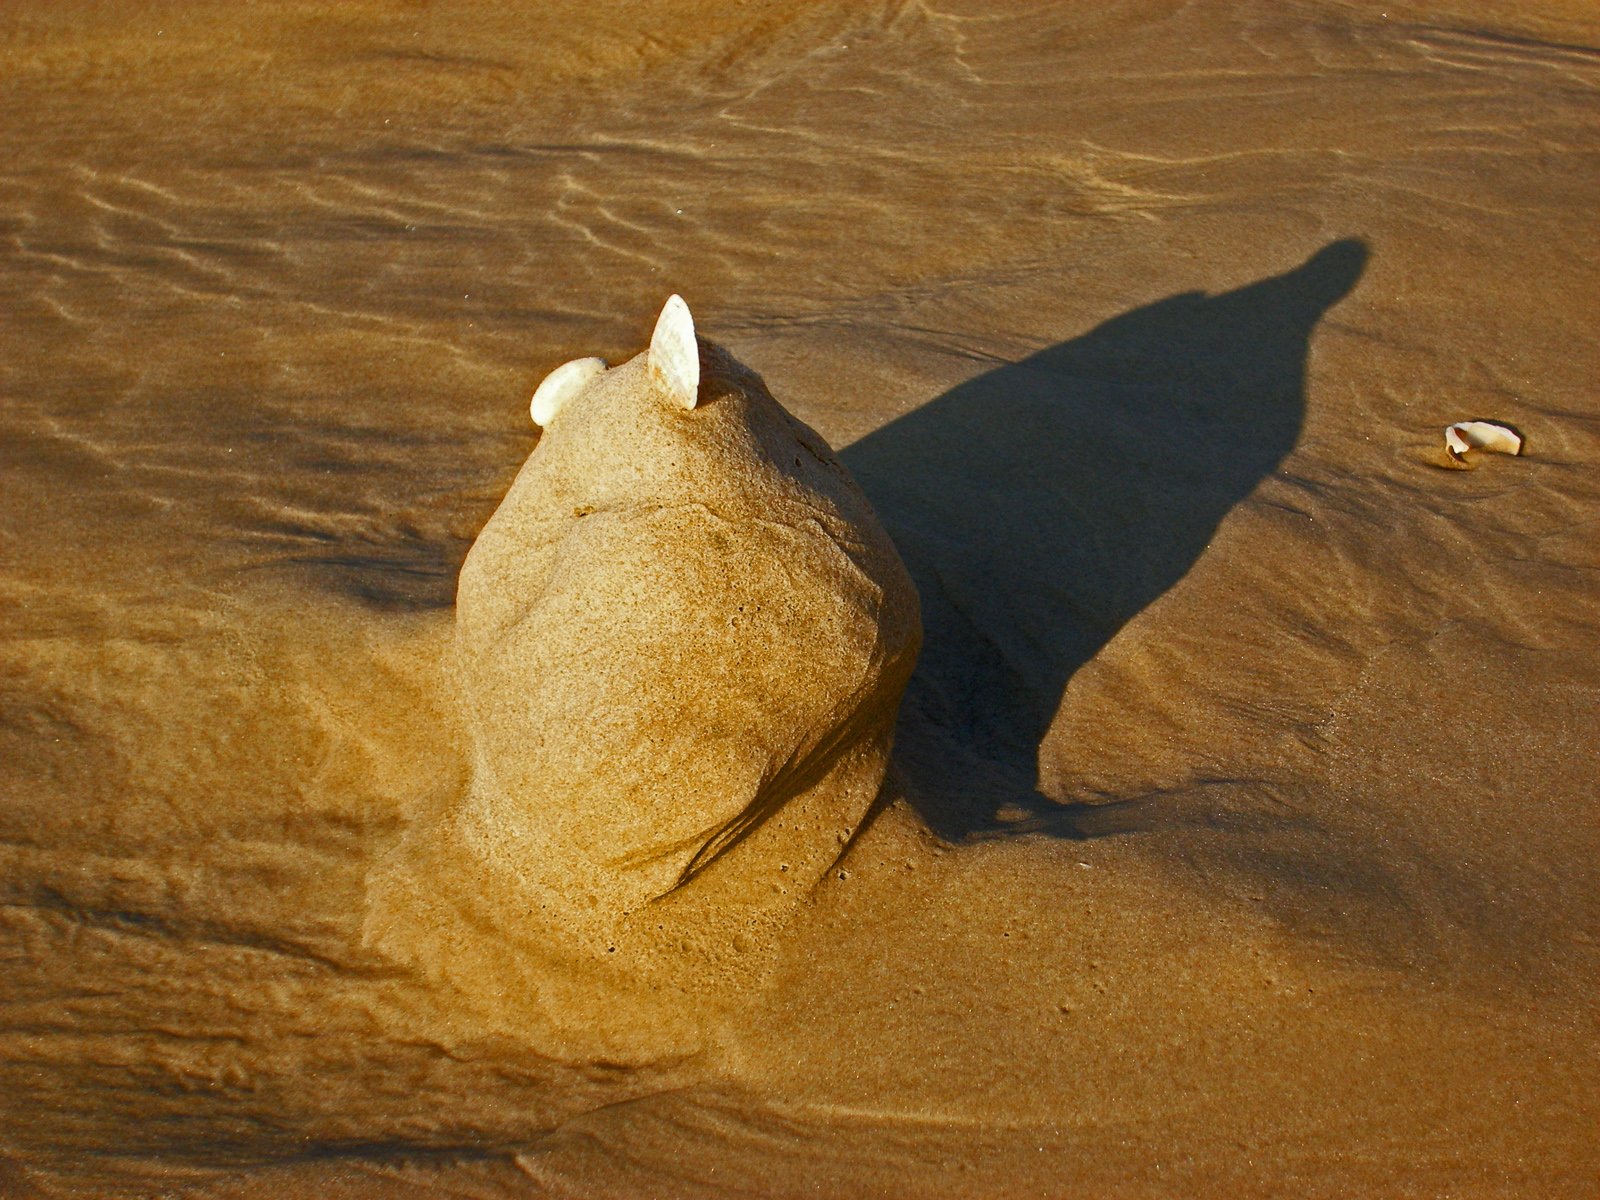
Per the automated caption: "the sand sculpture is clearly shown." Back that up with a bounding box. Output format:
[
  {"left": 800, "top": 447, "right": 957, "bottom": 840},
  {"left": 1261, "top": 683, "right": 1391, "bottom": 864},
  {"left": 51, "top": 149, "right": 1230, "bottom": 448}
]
[{"left": 446, "top": 295, "right": 921, "bottom": 973}]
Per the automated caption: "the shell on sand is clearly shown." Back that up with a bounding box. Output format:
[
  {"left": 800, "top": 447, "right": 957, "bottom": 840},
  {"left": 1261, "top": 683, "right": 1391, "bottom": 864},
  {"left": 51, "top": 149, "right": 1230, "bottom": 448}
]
[
  {"left": 1444, "top": 419, "right": 1524, "bottom": 463},
  {"left": 529, "top": 356, "right": 606, "bottom": 426},
  {"left": 647, "top": 293, "right": 701, "bottom": 410}
]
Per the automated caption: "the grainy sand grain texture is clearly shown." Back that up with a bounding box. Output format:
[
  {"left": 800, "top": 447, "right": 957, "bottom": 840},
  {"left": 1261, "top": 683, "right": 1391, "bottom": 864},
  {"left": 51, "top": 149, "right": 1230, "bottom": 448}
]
[{"left": 1, "top": 1, "right": 1597, "bottom": 1196}]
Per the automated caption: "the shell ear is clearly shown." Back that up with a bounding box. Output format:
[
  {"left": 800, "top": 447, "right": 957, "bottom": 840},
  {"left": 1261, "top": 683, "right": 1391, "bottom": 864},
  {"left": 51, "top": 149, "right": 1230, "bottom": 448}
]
[
  {"left": 648, "top": 294, "right": 700, "bottom": 410},
  {"left": 530, "top": 357, "right": 606, "bottom": 426}
]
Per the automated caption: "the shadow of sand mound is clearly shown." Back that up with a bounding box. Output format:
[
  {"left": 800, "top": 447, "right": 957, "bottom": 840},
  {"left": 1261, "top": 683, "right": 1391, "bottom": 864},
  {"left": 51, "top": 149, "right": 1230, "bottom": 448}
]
[{"left": 842, "top": 238, "right": 1369, "bottom": 839}]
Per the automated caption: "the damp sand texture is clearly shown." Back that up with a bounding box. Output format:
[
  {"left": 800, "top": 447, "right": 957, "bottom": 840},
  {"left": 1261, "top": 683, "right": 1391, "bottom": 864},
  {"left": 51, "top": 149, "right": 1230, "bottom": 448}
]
[{"left": 3, "top": 1, "right": 1600, "bottom": 1197}]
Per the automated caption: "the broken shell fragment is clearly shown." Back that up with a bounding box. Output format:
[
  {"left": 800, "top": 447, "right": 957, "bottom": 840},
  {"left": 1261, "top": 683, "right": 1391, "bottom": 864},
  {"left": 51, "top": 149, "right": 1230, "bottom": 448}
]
[{"left": 1444, "top": 420, "right": 1523, "bottom": 463}]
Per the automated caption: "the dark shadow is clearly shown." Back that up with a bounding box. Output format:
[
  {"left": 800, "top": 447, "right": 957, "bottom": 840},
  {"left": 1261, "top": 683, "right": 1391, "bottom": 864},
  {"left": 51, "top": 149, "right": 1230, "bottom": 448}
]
[
  {"left": 280, "top": 534, "right": 468, "bottom": 612},
  {"left": 839, "top": 239, "right": 1369, "bottom": 840}
]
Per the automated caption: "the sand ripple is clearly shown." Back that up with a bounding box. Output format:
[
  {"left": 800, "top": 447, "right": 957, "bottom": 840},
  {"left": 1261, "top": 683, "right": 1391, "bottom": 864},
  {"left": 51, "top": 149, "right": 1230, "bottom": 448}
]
[{"left": 2, "top": 0, "right": 1598, "bottom": 1194}]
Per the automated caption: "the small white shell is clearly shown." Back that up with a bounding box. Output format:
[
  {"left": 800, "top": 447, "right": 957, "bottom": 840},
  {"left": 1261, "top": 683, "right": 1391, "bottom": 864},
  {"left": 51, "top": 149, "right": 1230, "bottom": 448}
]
[
  {"left": 1445, "top": 420, "right": 1524, "bottom": 462},
  {"left": 648, "top": 294, "right": 700, "bottom": 410},
  {"left": 530, "top": 357, "right": 606, "bottom": 426}
]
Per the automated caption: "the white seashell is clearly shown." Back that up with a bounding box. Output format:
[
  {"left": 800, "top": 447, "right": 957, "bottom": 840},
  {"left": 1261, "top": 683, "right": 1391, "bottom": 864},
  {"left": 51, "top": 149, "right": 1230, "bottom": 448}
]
[
  {"left": 1444, "top": 420, "right": 1524, "bottom": 462},
  {"left": 530, "top": 357, "right": 606, "bottom": 426},
  {"left": 648, "top": 294, "right": 700, "bottom": 410}
]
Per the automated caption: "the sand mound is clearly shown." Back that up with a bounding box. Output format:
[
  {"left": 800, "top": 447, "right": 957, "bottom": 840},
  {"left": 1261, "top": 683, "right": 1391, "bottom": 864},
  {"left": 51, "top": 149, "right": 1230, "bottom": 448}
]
[{"left": 367, "top": 298, "right": 920, "bottom": 1027}]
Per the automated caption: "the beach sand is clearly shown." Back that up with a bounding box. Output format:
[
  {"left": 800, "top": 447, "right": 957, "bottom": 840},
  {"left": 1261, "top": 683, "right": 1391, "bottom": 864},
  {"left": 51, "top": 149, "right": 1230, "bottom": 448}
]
[{"left": 2, "top": 1, "right": 1598, "bottom": 1195}]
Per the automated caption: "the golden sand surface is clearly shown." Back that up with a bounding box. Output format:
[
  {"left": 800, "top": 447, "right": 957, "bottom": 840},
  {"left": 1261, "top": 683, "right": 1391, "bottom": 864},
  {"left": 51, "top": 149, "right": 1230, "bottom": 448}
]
[{"left": 2, "top": 1, "right": 1598, "bottom": 1195}]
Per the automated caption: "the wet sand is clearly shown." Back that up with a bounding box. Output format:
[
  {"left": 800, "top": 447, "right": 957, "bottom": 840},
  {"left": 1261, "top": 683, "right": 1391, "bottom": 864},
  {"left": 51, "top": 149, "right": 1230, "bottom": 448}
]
[{"left": 2, "top": 1, "right": 1598, "bottom": 1196}]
